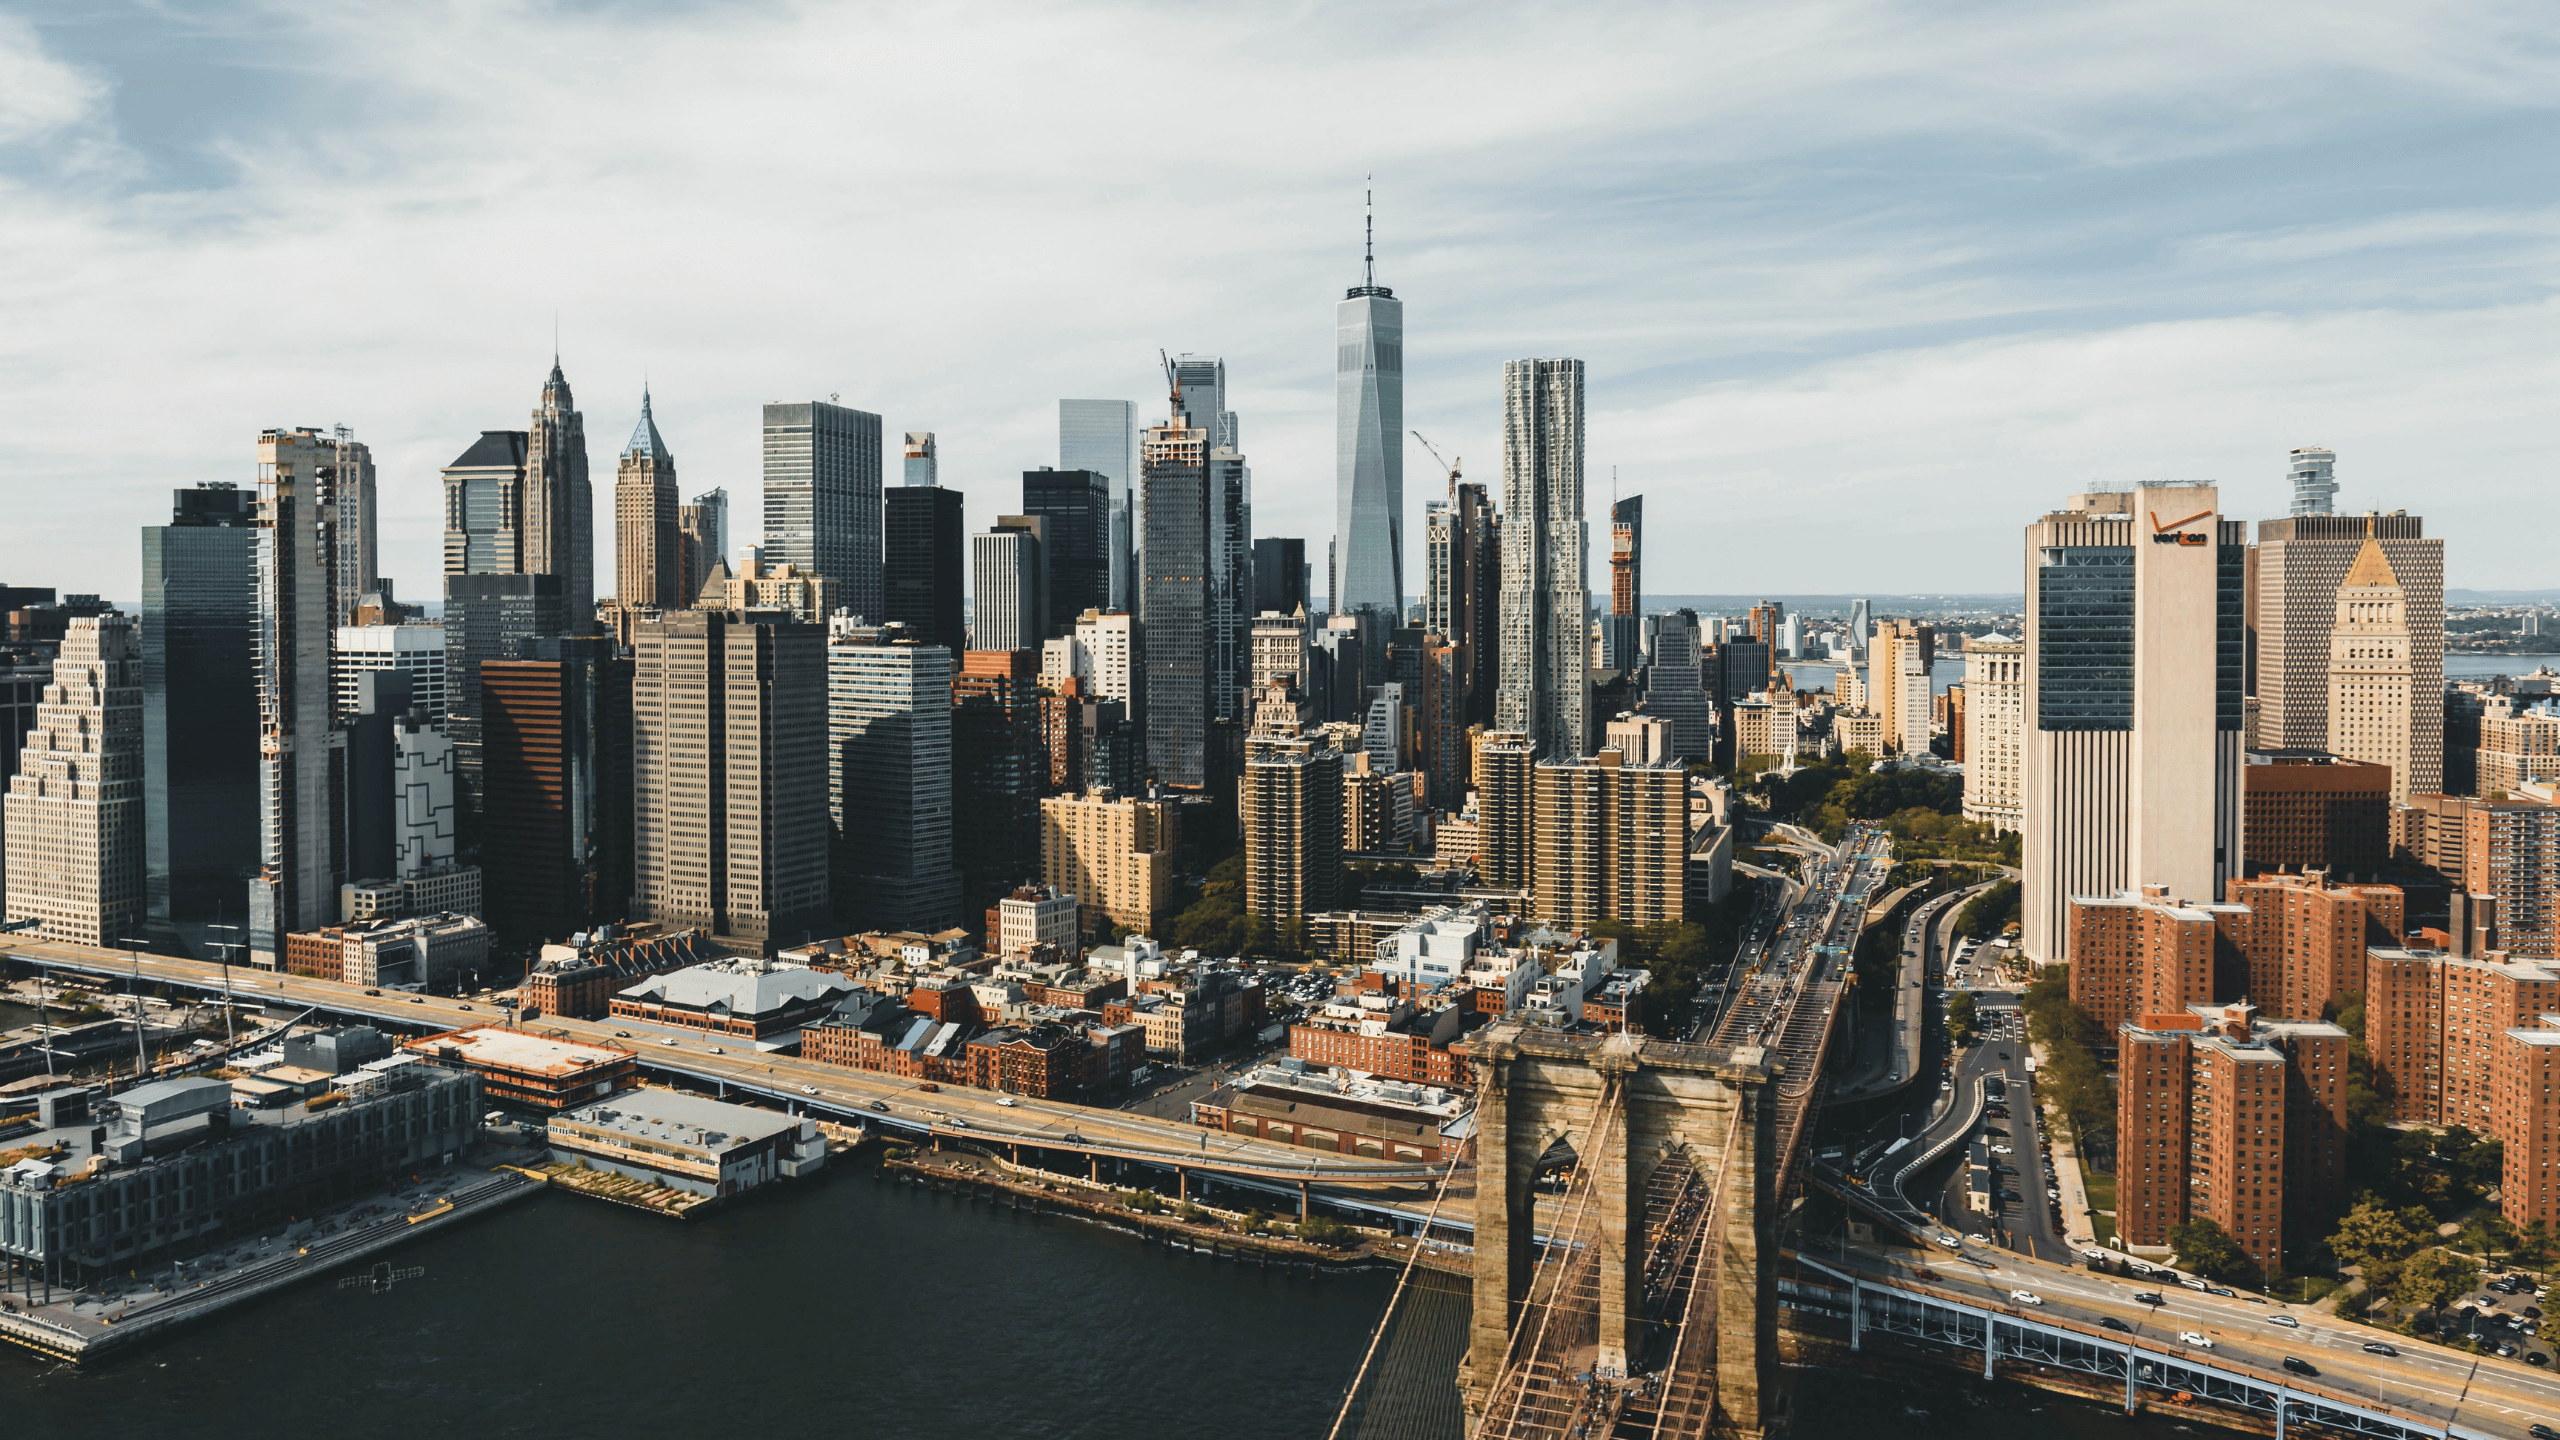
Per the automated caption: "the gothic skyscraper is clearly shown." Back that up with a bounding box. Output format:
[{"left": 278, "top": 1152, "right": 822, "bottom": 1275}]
[
  {"left": 1334, "top": 188, "right": 1403, "bottom": 621},
  {"left": 615, "top": 388, "right": 680, "bottom": 609},
  {"left": 524, "top": 360, "right": 595, "bottom": 629}
]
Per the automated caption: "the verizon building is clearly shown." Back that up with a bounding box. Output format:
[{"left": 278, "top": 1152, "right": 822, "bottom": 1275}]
[{"left": 2022, "top": 485, "right": 2245, "bottom": 963}]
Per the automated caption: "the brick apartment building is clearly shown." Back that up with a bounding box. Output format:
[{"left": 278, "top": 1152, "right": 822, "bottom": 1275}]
[
  {"left": 2066, "top": 887, "right": 2245, "bottom": 1034},
  {"left": 2114, "top": 1002, "right": 2349, "bottom": 1273},
  {"left": 2219, "top": 871, "right": 2403, "bottom": 1020},
  {"left": 1289, "top": 1000, "right": 1471, "bottom": 1086}
]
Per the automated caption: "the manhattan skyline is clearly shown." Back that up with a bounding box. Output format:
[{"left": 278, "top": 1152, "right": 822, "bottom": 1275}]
[{"left": 6, "top": 3, "right": 2560, "bottom": 605}]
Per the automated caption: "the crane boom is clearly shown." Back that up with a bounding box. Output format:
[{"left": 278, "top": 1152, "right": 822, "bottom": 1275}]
[{"left": 1411, "top": 430, "right": 1460, "bottom": 498}]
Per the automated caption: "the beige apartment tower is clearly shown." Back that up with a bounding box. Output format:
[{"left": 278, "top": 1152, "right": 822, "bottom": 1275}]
[
  {"left": 1961, "top": 633, "right": 2025, "bottom": 834},
  {"left": 2254, "top": 498, "right": 2442, "bottom": 796},
  {"left": 1040, "top": 788, "right": 1181, "bottom": 936},
  {"left": 3, "top": 614, "right": 144, "bottom": 944},
  {"left": 2022, "top": 486, "right": 2245, "bottom": 963},
  {"left": 631, "top": 609, "right": 829, "bottom": 953},
  {"left": 1532, "top": 747, "right": 1687, "bottom": 927},
  {"left": 1473, "top": 729, "right": 1537, "bottom": 891},
  {"left": 1241, "top": 735, "right": 1342, "bottom": 924}
]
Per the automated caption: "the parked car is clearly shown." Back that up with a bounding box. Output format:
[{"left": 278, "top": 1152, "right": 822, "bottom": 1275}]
[{"left": 2180, "top": 1332, "right": 2214, "bottom": 1349}]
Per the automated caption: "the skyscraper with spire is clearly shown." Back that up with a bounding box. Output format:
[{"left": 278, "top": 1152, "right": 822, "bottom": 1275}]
[
  {"left": 615, "top": 388, "right": 680, "bottom": 609},
  {"left": 524, "top": 360, "right": 594, "bottom": 629},
  {"left": 1334, "top": 185, "right": 1403, "bottom": 622}
]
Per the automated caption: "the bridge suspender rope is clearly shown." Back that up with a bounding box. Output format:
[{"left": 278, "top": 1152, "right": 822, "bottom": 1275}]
[
  {"left": 1322, "top": 1153, "right": 1466, "bottom": 1440},
  {"left": 1639, "top": 1123, "right": 1746, "bottom": 1440},
  {"left": 1480, "top": 1075, "right": 1627, "bottom": 1440}
]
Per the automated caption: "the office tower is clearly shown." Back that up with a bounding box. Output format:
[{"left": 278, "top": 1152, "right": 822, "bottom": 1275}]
[
  {"left": 444, "top": 429, "right": 529, "bottom": 574},
  {"left": 2115, "top": 1003, "right": 2348, "bottom": 1277},
  {"left": 2289, "top": 445, "right": 2338, "bottom": 516},
  {"left": 1897, "top": 638, "right": 1933, "bottom": 755},
  {"left": 3, "top": 613, "right": 142, "bottom": 945},
  {"left": 1640, "top": 610, "right": 1713, "bottom": 764},
  {"left": 1171, "top": 354, "right": 1234, "bottom": 449},
  {"left": 1040, "top": 678, "right": 1129, "bottom": 796},
  {"left": 827, "top": 622, "right": 959, "bottom": 932},
  {"left": 249, "top": 428, "right": 343, "bottom": 965},
  {"left": 678, "top": 486, "right": 729, "bottom": 603},
  {"left": 1059, "top": 399, "right": 1137, "bottom": 611},
  {"left": 2254, "top": 507, "right": 2441, "bottom": 791},
  {"left": 1252, "top": 607, "right": 1310, "bottom": 692},
  {"left": 1532, "top": 746, "right": 1688, "bottom": 927},
  {"left": 1040, "top": 788, "right": 1180, "bottom": 936},
  {"left": 1454, "top": 483, "right": 1501, "bottom": 725},
  {"left": 523, "top": 362, "right": 595, "bottom": 627},
  {"left": 1023, "top": 468, "right": 1111, "bottom": 636},
  {"left": 762, "top": 400, "right": 884, "bottom": 623},
  {"left": 1495, "top": 358, "right": 1590, "bottom": 759},
  {"left": 1959, "top": 634, "right": 2026, "bottom": 834},
  {"left": 615, "top": 387, "right": 680, "bottom": 609},
  {"left": 952, "top": 649, "right": 1042, "bottom": 918},
  {"left": 700, "top": 551, "right": 838, "bottom": 627},
  {"left": 1848, "top": 597, "right": 1872, "bottom": 657},
  {"left": 342, "top": 669, "right": 413, "bottom": 893},
  {"left": 972, "top": 521, "right": 1044, "bottom": 653},
  {"left": 1780, "top": 614, "right": 1802, "bottom": 661},
  {"left": 443, "top": 573, "right": 565, "bottom": 835},
  {"left": 1241, "top": 734, "right": 1343, "bottom": 923},
  {"left": 335, "top": 623, "right": 449, "bottom": 722},
  {"left": 1208, "top": 444, "right": 1253, "bottom": 724},
  {"left": 1141, "top": 401, "right": 1211, "bottom": 788},
  {"left": 1417, "top": 637, "right": 1464, "bottom": 809},
  {"left": 2327, "top": 539, "right": 2418, "bottom": 804},
  {"left": 2021, "top": 486, "right": 2245, "bottom": 964},
  {"left": 1474, "top": 730, "right": 1536, "bottom": 890},
  {"left": 1072, "top": 609, "right": 1135, "bottom": 705},
  {"left": 1868, "top": 620, "right": 1934, "bottom": 754},
  {"left": 1334, "top": 208, "right": 1403, "bottom": 624},
  {"left": 883, "top": 482, "right": 965, "bottom": 651},
  {"left": 631, "top": 609, "right": 828, "bottom": 953},
  {"left": 1254, "top": 538, "right": 1309, "bottom": 617},
  {"left": 903, "top": 431, "right": 936, "bottom": 488},
  {"left": 482, "top": 635, "right": 632, "bottom": 943},
  {"left": 1309, "top": 617, "right": 1366, "bottom": 725},
  {"left": 320, "top": 428, "right": 379, "bottom": 625},
  {"left": 2477, "top": 701, "right": 2560, "bottom": 795},
  {"left": 2242, "top": 753, "right": 2390, "bottom": 874},
  {"left": 2221, "top": 871, "right": 2401, "bottom": 1020},
  {"left": 139, "top": 483, "right": 259, "bottom": 937}
]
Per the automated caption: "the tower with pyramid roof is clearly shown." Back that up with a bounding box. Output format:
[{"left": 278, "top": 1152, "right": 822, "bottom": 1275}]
[
  {"left": 2328, "top": 533, "right": 2417, "bottom": 804},
  {"left": 615, "top": 387, "right": 681, "bottom": 608}
]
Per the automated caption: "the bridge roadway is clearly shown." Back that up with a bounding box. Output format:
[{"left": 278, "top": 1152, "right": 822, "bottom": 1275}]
[
  {"left": 2, "top": 939, "right": 1450, "bottom": 1193},
  {"left": 1807, "top": 1239, "right": 2560, "bottom": 1440}
]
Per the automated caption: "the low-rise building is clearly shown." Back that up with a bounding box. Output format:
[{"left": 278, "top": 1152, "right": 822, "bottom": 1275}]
[
  {"left": 522, "top": 924, "right": 724, "bottom": 1020},
  {"left": 1190, "top": 1061, "right": 1465, "bottom": 1163},
  {"left": 990, "top": 883, "right": 1078, "bottom": 959},
  {"left": 1366, "top": 902, "right": 1487, "bottom": 989},
  {"left": 609, "top": 957, "right": 859, "bottom": 1045},
  {"left": 547, "top": 1086, "right": 826, "bottom": 1199},
  {"left": 1288, "top": 993, "right": 1469, "bottom": 1086},
  {"left": 281, "top": 912, "right": 492, "bottom": 990},
  {"left": 405, "top": 1025, "right": 637, "bottom": 1111}
]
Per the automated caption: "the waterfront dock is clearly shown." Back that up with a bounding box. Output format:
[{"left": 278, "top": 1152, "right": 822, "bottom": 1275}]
[{"left": 0, "top": 1163, "right": 542, "bottom": 1363}]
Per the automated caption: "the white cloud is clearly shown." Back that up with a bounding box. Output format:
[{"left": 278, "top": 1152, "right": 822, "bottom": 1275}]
[{"left": 2, "top": 0, "right": 2558, "bottom": 603}]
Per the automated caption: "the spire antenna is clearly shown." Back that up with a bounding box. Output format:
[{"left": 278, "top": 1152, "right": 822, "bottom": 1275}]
[{"left": 1364, "top": 174, "right": 1374, "bottom": 291}]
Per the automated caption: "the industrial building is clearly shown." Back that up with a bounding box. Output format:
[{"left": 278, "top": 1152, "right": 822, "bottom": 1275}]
[
  {"left": 546, "top": 1087, "right": 826, "bottom": 1200},
  {"left": 405, "top": 1025, "right": 638, "bottom": 1111}
]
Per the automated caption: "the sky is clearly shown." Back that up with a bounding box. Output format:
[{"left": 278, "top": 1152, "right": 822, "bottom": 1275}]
[{"left": 4, "top": 0, "right": 2559, "bottom": 608}]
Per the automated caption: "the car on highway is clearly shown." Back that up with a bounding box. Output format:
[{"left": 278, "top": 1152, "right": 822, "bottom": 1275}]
[
  {"left": 950, "top": 1119, "right": 969, "bottom": 1129},
  {"left": 1063, "top": 1132, "right": 1087, "bottom": 1144},
  {"left": 2530, "top": 1426, "right": 2560, "bottom": 1440},
  {"left": 2008, "top": 1289, "right": 2043, "bottom": 1306},
  {"left": 2362, "top": 1342, "right": 2399, "bottom": 1356},
  {"left": 615, "top": 1030, "right": 630, "bottom": 1037},
  {"left": 2269, "top": 1315, "right": 2301, "bottom": 1328},
  {"left": 364, "top": 988, "right": 381, "bottom": 996},
  {"left": 708, "top": 1046, "right": 724, "bottom": 1055},
  {"left": 660, "top": 1037, "right": 677, "bottom": 1046},
  {"left": 2181, "top": 1278, "right": 2210, "bottom": 1291},
  {"left": 2282, "top": 1357, "right": 2318, "bottom": 1376},
  {"left": 460, "top": 1003, "right": 473, "bottom": 1011},
  {"left": 801, "top": 1085, "right": 818, "bottom": 1095},
  {"left": 996, "top": 1096, "right": 1018, "bottom": 1107},
  {"left": 2208, "top": 1286, "right": 2235, "bottom": 1298},
  {"left": 2179, "top": 1332, "right": 2214, "bottom": 1349},
  {"left": 410, "top": 996, "right": 424, "bottom": 1004},
  {"left": 869, "top": 1100, "right": 889, "bottom": 1112},
  {"left": 1989, "top": 1144, "right": 2014, "bottom": 1155},
  {"left": 1933, "top": 1232, "right": 1963, "bottom": 1249},
  {"left": 2134, "top": 1292, "right": 2166, "bottom": 1306},
  {"left": 2100, "top": 1316, "right": 2132, "bottom": 1333}
]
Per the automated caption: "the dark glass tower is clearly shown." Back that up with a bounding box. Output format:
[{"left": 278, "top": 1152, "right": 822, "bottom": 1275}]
[
  {"left": 481, "top": 635, "right": 632, "bottom": 943},
  {"left": 140, "top": 483, "right": 261, "bottom": 943},
  {"left": 1021, "top": 468, "right": 1110, "bottom": 637},
  {"left": 1253, "top": 537, "right": 1307, "bottom": 617},
  {"left": 883, "top": 484, "right": 965, "bottom": 651},
  {"left": 1141, "top": 407, "right": 1210, "bottom": 789},
  {"left": 444, "top": 572, "right": 566, "bottom": 838}
]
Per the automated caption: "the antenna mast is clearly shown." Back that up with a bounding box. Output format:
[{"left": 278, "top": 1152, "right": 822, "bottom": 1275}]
[{"left": 1365, "top": 174, "right": 1375, "bottom": 291}]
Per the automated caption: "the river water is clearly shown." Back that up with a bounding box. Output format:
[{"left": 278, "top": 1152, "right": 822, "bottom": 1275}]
[{"left": 0, "top": 1149, "right": 2209, "bottom": 1440}]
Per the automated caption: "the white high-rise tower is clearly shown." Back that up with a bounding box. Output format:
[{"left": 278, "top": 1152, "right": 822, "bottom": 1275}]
[{"left": 1495, "top": 358, "right": 1590, "bottom": 759}]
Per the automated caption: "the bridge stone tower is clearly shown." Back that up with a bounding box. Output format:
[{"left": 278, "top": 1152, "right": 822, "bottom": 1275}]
[{"left": 1460, "top": 1024, "right": 1778, "bottom": 1437}]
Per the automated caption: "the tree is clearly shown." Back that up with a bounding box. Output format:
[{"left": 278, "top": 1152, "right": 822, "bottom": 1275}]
[
  {"left": 2329, "top": 1201, "right": 2431, "bottom": 1300},
  {"left": 2169, "top": 1218, "right": 2253, "bottom": 1282},
  {"left": 1946, "top": 990, "right": 1978, "bottom": 1046},
  {"left": 2393, "top": 1249, "right": 2480, "bottom": 1321}
]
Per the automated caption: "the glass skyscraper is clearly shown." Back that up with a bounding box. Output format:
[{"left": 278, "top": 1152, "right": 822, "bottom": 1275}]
[
  {"left": 1059, "top": 399, "right": 1136, "bottom": 611},
  {"left": 1334, "top": 225, "right": 1403, "bottom": 621},
  {"left": 762, "top": 400, "right": 883, "bottom": 623},
  {"left": 140, "top": 484, "right": 260, "bottom": 942}
]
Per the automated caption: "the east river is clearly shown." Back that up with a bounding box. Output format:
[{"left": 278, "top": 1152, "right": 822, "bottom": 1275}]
[{"left": 0, "top": 1153, "right": 2207, "bottom": 1440}]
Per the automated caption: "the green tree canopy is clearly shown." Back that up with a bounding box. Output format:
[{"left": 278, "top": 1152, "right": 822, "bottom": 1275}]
[
  {"left": 2169, "top": 1217, "right": 2252, "bottom": 1281},
  {"left": 2391, "top": 1249, "right": 2480, "bottom": 1317},
  {"left": 2328, "top": 1200, "right": 2432, "bottom": 1292}
]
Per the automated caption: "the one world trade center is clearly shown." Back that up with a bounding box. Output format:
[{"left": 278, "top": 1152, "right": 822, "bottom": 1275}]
[{"left": 1333, "top": 191, "right": 1402, "bottom": 623}]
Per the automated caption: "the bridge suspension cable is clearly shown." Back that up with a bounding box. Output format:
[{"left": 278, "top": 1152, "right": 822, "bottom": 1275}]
[{"left": 1325, "top": 1152, "right": 1467, "bottom": 1440}]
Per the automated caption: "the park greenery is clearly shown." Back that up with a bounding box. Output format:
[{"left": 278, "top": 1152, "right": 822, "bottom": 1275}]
[
  {"left": 1749, "top": 749, "right": 2018, "bottom": 864},
  {"left": 2168, "top": 1218, "right": 2251, "bottom": 1281},
  {"left": 2020, "top": 967, "right": 2115, "bottom": 1154},
  {"left": 1945, "top": 989, "right": 1977, "bottom": 1046},
  {"left": 1954, "top": 878, "right": 2021, "bottom": 941}
]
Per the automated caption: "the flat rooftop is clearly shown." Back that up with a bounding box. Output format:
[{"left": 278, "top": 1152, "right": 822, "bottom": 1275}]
[
  {"left": 405, "top": 1026, "right": 632, "bottom": 1076},
  {"left": 556, "top": 1087, "right": 798, "bottom": 1148}
]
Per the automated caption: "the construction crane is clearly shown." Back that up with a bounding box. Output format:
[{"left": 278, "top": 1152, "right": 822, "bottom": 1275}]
[
  {"left": 1412, "top": 430, "right": 1460, "bottom": 499},
  {"left": 1159, "top": 348, "right": 1182, "bottom": 418}
]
